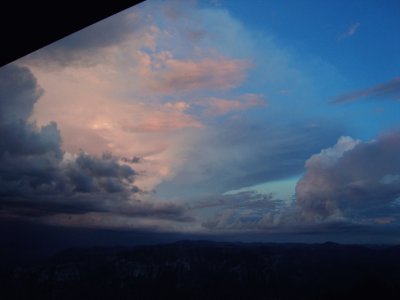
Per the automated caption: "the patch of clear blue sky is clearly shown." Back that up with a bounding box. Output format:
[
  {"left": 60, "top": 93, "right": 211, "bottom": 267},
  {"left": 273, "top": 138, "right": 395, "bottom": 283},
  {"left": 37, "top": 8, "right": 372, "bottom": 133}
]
[
  {"left": 207, "top": 0, "right": 400, "bottom": 141},
  {"left": 224, "top": 175, "right": 299, "bottom": 204},
  {"left": 218, "top": 0, "right": 400, "bottom": 84}
]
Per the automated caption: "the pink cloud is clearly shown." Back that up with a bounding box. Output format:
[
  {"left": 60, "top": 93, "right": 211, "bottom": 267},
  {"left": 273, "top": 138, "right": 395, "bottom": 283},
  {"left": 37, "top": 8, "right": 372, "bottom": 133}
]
[
  {"left": 126, "top": 110, "right": 202, "bottom": 133},
  {"left": 137, "top": 51, "right": 251, "bottom": 93},
  {"left": 19, "top": 0, "right": 260, "bottom": 207},
  {"left": 26, "top": 65, "right": 204, "bottom": 192},
  {"left": 164, "top": 101, "right": 190, "bottom": 112}
]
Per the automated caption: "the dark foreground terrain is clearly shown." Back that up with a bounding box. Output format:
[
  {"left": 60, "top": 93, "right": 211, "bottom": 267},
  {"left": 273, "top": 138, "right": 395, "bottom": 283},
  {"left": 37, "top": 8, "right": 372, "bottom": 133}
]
[{"left": 1, "top": 240, "right": 400, "bottom": 299}]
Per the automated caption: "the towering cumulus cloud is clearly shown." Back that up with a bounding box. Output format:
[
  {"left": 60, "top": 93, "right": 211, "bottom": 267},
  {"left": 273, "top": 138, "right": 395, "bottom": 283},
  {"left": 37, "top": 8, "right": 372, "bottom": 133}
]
[
  {"left": 296, "top": 134, "right": 400, "bottom": 224},
  {"left": 0, "top": 64, "right": 188, "bottom": 225},
  {"left": 0, "top": 64, "right": 65, "bottom": 205}
]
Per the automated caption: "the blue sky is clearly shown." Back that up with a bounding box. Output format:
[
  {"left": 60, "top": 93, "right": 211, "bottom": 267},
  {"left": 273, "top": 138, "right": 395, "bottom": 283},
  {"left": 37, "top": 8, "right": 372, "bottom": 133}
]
[
  {"left": 224, "top": 0, "right": 400, "bottom": 80},
  {"left": 1, "top": 0, "right": 400, "bottom": 242},
  {"left": 221, "top": 0, "right": 400, "bottom": 139}
]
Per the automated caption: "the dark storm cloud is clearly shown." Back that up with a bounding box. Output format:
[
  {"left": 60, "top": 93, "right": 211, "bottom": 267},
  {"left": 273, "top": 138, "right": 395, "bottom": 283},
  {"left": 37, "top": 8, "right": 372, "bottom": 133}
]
[
  {"left": 66, "top": 152, "right": 136, "bottom": 193},
  {"left": 0, "top": 64, "right": 135, "bottom": 211},
  {"left": 115, "top": 200, "right": 193, "bottom": 222},
  {"left": 1, "top": 194, "right": 191, "bottom": 222},
  {"left": 121, "top": 156, "right": 141, "bottom": 164},
  {"left": 0, "top": 64, "right": 190, "bottom": 222},
  {"left": 0, "top": 63, "right": 43, "bottom": 122},
  {"left": 332, "top": 77, "right": 400, "bottom": 104},
  {"left": 0, "top": 195, "right": 109, "bottom": 217},
  {"left": 0, "top": 65, "right": 64, "bottom": 203},
  {"left": 295, "top": 133, "right": 400, "bottom": 223}
]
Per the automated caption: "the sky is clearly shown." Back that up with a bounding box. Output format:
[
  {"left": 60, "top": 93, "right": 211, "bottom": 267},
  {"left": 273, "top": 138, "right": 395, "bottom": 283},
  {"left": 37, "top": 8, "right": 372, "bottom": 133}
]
[{"left": 1, "top": 0, "right": 400, "bottom": 244}]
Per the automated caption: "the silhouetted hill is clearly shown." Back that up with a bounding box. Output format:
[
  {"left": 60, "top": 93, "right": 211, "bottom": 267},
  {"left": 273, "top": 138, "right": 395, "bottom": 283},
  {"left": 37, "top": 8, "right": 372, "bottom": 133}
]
[{"left": 2, "top": 241, "right": 400, "bottom": 299}]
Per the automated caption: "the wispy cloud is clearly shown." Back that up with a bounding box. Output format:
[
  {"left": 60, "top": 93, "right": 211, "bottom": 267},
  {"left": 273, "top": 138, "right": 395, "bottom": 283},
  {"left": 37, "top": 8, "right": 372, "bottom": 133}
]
[
  {"left": 338, "top": 22, "right": 360, "bottom": 41},
  {"left": 198, "top": 94, "right": 267, "bottom": 116},
  {"left": 136, "top": 51, "right": 251, "bottom": 93},
  {"left": 200, "top": 191, "right": 289, "bottom": 232},
  {"left": 332, "top": 77, "right": 400, "bottom": 104}
]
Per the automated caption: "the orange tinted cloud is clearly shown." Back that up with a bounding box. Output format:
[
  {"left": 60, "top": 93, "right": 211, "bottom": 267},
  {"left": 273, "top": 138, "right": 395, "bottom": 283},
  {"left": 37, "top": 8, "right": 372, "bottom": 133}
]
[
  {"left": 137, "top": 51, "right": 251, "bottom": 93},
  {"left": 21, "top": 0, "right": 256, "bottom": 201},
  {"left": 27, "top": 65, "right": 203, "bottom": 192},
  {"left": 164, "top": 101, "right": 190, "bottom": 112},
  {"left": 125, "top": 110, "right": 202, "bottom": 133}
]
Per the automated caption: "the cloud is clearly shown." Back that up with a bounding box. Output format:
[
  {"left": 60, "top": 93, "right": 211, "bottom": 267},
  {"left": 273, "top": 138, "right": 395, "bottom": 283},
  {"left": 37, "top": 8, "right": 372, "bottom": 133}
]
[
  {"left": 197, "top": 190, "right": 383, "bottom": 235},
  {"left": 200, "top": 191, "right": 289, "bottom": 232},
  {"left": 125, "top": 108, "right": 202, "bottom": 132},
  {"left": 332, "top": 77, "right": 400, "bottom": 104},
  {"left": 22, "top": 1, "right": 253, "bottom": 95},
  {"left": 338, "top": 22, "right": 360, "bottom": 41},
  {"left": 136, "top": 51, "right": 251, "bottom": 93},
  {"left": 191, "top": 190, "right": 280, "bottom": 210},
  {"left": 198, "top": 131, "right": 400, "bottom": 234},
  {"left": 20, "top": 8, "right": 151, "bottom": 68},
  {"left": 164, "top": 101, "right": 191, "bottom": 112},
  {"left": 0, "top": 64, "right": 43, "bottom": 123},
  {"left": 156, "top": 120, "right": 343, "bottom": 198},
  {"left": 8, "top": 0, "right": 351, "bottom": 234},
  {"left": 16, "top": 0, "right": 264, "bottom": 196},
  {"left": 198, "top": 94, "right": 267, "bottom": 116},
  {"left": 21, "top": 62, "right": 205, "bottom": 192},
  {"left": 15, "top": 0, "right": 265, "bottom": 197},
  {"left": 295, "top": 132, "right": 400, "bottom": 223},
  {"left": 0, "top": 64, "right": 134, "bottom": 210},
  {"left": 0, "top": 64, "right": 192, "bottom": 224}
]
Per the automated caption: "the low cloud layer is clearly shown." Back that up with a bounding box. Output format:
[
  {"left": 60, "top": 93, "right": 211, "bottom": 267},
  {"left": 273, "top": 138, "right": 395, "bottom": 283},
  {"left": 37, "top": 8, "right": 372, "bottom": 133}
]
[{"left": 198, "top": 191, "right": 296, "bottom": 232}]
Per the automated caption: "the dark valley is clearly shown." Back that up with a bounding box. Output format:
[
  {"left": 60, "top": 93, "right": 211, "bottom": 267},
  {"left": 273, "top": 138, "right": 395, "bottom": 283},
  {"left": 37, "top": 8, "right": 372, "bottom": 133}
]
[{"left": 2, "top": 241, "right": 400, "bottom": 299}]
